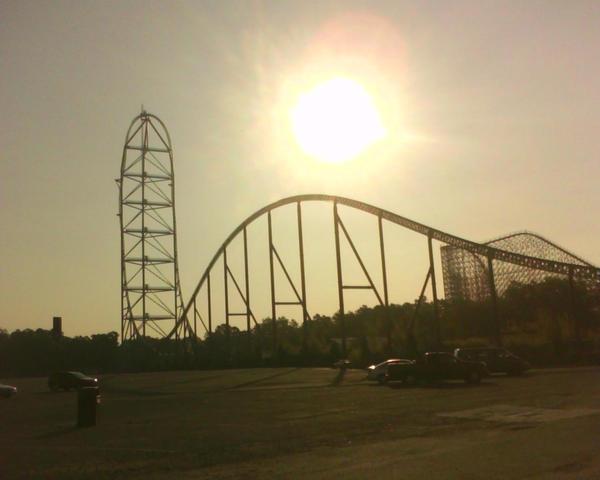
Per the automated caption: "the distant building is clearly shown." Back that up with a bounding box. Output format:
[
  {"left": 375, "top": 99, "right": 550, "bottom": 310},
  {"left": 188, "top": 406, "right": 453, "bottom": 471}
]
[{"left": 52, "top": 316, "right": 63, "bottom": 338}]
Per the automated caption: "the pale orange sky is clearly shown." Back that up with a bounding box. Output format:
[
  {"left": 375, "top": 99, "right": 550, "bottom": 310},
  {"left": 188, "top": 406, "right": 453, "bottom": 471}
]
[{"left": 1, "top": 1, "right": 599, "bottom": 337}]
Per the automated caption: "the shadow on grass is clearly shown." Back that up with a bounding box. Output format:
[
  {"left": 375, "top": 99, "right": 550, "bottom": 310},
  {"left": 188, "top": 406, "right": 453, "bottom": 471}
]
[
  {"left": 169, "top": 374, "right": 225, "bottom": 385},
  {"left": 35, "top": 425, "right": 78, "bottom": 439},
  {"left": 37, "top": 387, "right": 167, "bottom": 397},
  {"left": 387, "top": 380, "right": 498, "bottom": 390},
  {"left": 228, "top": 368, "right": 301, "bottom": 389},
  {"left": 98, "top": 387, "right": 170, "bottom": 397},
  {"left": 330, "top": 368, "right": 347, "bottom": 386}
]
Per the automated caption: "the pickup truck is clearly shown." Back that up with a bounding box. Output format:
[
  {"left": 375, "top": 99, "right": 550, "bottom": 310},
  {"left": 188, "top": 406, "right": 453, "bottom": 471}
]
[{"left": 385, "top": 352, "right": 488, "bottom": 385}]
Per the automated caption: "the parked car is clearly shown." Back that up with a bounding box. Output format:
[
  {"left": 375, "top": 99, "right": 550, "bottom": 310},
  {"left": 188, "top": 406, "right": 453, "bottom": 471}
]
[
  {"left": 386, "top": 352, "right": 489, "bottom": 385},
  {"left": 0, "top": 384, "right": 17, "bottom": 398},
  {"left": 366, "top": 359, "right": 414, "bottom": 384},
  {"left": 454, "top": 347, "right": 530, "bottom": 375},
  {"left": 48, "top": 371, "right": 98, "bottom": 391}
]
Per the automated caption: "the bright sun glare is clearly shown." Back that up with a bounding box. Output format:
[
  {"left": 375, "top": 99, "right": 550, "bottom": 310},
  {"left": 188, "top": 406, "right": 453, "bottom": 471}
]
[{"left": 290, "top": 77, "right": 387, "bottom": 163}]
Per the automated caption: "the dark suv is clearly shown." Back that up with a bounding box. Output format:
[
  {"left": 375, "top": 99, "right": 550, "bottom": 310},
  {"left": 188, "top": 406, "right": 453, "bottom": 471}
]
[
  {"left": 48, "top": 371, "right": 98, "bottom": 391},
  {"left": 454, "top": 347, "right": 530, "bottom": 375}
]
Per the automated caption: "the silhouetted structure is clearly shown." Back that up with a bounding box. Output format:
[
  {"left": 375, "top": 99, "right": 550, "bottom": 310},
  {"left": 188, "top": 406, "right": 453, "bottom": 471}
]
[
  {"left": 441, "top": 232, "right": 596, "bottom": 301},
  {"left": 116, "top": 112, "right": 599, "bottom": 352},
  {"left": 173, "top": 196, "right": 598, "bottom": 352},
  {"left": 52, "top": 316, "right": 63, "bottom": 338},
  {"left": 117, "top": 111, "right": 185, "bottom": 341}
]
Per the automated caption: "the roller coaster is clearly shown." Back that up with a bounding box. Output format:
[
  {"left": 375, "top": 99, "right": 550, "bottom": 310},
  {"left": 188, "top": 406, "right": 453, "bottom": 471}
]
[{"left": 118, "top": 112, "right": 599, "bottom": 350}]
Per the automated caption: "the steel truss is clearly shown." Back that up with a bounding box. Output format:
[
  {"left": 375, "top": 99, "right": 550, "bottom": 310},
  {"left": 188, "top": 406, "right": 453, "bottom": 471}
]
[
  {"left": 441, "top": 231, "right": 597, "bottom": 301},
  {"left": 117, "top": 112, "right": 187, "bottom": 341},
  {"left": 173, "top": 199, "right": 393, "bottom": 353},
  {"left": 170, "top": 195, "right": 599, "bottom": 354}
]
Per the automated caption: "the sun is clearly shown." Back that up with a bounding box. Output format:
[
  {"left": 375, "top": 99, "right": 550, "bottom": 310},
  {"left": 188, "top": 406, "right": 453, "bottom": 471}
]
[{"left": 290, "top": 77, "right": 387, "bottom": 163}]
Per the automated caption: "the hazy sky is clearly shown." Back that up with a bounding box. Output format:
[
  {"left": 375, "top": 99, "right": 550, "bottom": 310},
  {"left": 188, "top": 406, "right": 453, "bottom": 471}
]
[{"left": 1, "top": 0, "right": 598, "bottom": 337}]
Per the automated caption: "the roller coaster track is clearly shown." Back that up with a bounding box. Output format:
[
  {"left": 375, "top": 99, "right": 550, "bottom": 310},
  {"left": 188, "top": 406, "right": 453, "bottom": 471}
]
[
  {"left": 169, "top": 194, "right": 599, "bottom": 339},
  {"left": 484, "top": 231, "right": 595, "bottom": 267}
]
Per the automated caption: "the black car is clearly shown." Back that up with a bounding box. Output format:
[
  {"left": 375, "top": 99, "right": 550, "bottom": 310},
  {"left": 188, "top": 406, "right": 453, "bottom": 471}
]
[
  {"left": 366, "top": 359, "right": 414, "bottom": 384},
  {"left": 454, "top": 347, "right": 530, "bottom": 375},
  {"left": 387, "top": 352, "right": 488, "bottom": 385},
  {"left": 48, "top": 371, "right": 98, "bottom": 391}
]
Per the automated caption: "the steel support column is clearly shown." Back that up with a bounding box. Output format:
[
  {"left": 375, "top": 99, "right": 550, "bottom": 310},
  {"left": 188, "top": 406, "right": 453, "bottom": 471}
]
[
  {"left": 379, "top": 214, "right": 391, "bottom": 351},
  {"left": 268, "top": 211, "right": 277, "bottom": 352},
  {"left": 297, "top": 202, "right": 308, "bottom": 323},
  {"left": 333, "top": 201, "right": 346, "bottom": 357},
  {"left": 427, "top": 232, "right": 440, "bottom": 347},
  {"left": 298, "top": 202, "right": 309, "bottom": 352},
  {"left": 193, "top": 297, "right": 197, "bottom": 336},
  {"left": 379, "top": 214, "right": 389, "bottom": 306},
  {"left": 568, "top": 270, "right": 581, "bottom": 356},
  {"left": 487, "top": 255, "right": 501, "bottom": 346},
  {"left": 243, "top": 227, "right": 250, "bottom": 334},
  {"left": 223, "top": 248, "right": 230, "bottom": 352},
  {"left": 141, "top": 121, "right": 147, "bottom": 337},
  {"left": 207, "top": 272, "right": 212, "bottom": 335}
]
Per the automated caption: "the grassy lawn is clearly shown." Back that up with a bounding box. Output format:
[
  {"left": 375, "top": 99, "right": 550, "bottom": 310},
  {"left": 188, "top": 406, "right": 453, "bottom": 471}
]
[{"left": 1, "top": 367, "right": 598, "bottom": 479}]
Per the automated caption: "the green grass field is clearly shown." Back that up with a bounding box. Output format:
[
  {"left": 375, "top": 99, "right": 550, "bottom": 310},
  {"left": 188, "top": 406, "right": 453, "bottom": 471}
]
[{"left": 1, "top": 367, "right": 599, "bottom": 479}]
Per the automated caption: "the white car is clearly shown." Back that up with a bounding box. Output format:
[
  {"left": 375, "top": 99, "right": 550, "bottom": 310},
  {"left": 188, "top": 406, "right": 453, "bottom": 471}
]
[
  {"left": 0, "top": 384, "right": 17, "bottom": 398},
  {"left": 366, "top": 359, "right": 413, "bottom": 384}
]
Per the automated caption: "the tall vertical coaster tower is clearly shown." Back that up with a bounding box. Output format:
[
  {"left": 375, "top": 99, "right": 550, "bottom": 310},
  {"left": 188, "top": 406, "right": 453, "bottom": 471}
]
[{"left": 118, "top": 111, "right": 186, "bottom": 340}]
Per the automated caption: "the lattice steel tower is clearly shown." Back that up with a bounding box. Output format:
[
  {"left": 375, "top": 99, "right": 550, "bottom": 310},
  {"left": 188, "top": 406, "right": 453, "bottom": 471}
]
[{"left": 118, "top": 111, "right": 185, "bottom": 340}]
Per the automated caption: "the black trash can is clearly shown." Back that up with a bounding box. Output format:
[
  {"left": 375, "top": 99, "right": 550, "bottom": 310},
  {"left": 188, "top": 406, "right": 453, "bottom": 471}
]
[{"left": 77, "top": 386, "right": 99, "bottom": 427}]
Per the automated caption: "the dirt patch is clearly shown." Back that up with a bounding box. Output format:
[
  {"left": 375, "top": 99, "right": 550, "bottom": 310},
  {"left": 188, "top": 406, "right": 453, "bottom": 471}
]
[{"left": 437, "top": 404, "right": 600, "bottom": 423}]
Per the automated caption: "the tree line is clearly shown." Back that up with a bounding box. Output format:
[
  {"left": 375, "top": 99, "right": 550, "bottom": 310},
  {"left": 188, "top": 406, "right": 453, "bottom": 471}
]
[{"left": 1, "top": 277, "right": 598, "bottom": 377}]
